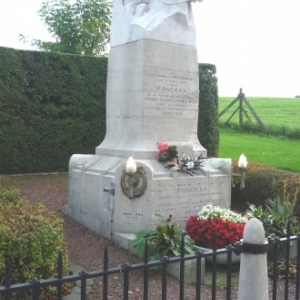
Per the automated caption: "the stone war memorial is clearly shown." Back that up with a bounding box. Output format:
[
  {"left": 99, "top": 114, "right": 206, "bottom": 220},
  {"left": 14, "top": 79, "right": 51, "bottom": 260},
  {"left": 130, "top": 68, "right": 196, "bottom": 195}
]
[{"left": 63, "top": 0, "right": 232, "bottom": 247}]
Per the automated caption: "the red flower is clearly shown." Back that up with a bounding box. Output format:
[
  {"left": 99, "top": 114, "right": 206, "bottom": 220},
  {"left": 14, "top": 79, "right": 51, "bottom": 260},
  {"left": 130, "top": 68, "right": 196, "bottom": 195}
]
[
  {"left": 186, "top": 216, "right": 245, "bottom": 248},
  {"left": 157, "top": 142, "right": 169, "bottom": 151}
]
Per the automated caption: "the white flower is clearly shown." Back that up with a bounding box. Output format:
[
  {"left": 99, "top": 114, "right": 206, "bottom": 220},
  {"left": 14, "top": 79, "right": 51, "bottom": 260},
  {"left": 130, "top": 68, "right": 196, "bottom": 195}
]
[
  {"left": 197, "top": 205, "right": 247, "bottom": 224},
  {"left": 186, "top": 161, "right": 194, "bottom": 169}
]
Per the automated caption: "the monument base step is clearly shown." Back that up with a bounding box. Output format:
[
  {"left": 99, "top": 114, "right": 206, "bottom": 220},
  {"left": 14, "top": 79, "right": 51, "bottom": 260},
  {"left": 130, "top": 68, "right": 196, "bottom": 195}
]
[
  {"left": 113, "top": 232, "right": 137, "bottom": 254},
  {"left": 113, "top": 232, "right": 205, "bottom": 283}
]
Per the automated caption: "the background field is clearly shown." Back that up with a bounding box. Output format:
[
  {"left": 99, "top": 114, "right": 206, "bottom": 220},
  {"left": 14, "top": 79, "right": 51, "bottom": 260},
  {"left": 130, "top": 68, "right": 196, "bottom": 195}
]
[
  {"left": 219, "top": 97, "right": 300, "bottom": 128},
  {"left": 218, "top": 128, "right": 300, "bottom": 173},
  {"left": 217, "top": 97, "right": 300, "bottom": 173}
]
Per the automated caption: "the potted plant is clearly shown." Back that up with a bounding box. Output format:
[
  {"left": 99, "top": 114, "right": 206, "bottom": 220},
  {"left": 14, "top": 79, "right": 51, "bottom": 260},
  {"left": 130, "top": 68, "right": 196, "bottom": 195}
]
[
  {"left": 132, "top": 214, "right": 195, "bottom": 261},
  {"left": 131, "top": 214, "right": 200, "bottom": 283},
  {"left": 245, "top": 197, "right": 300, "bottom": 260},
  {"left": 186, "top": 205, "right": 247, "bottom": 264}
]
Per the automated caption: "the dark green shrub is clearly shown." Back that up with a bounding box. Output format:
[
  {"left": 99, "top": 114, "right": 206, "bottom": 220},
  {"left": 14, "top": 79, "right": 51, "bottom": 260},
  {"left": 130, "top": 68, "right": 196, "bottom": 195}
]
[
  {"left": 198, "top": 63, "right": 219, "bottom": 157},
  {"left": 0, "top": 186, "right": 70, "bottom": 299},
  {"left": 232, "top": 162, "right": 300, "bottom": 215},
  {"left": 0, "top": 47, "right": 107, "bottom": 174}
]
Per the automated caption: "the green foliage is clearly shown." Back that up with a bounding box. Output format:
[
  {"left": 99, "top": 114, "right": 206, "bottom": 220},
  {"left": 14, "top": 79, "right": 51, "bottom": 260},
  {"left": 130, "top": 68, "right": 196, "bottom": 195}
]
[
  {"left": 245, "top": 197, "right": 299, "bottom": 238},
  {"left": 198, "top": 64, "right": 219, "bottom": 157},
  {"left": 0, "top": 184, "right": 22, "bottom": 204},
  {"left": 0, "top": 185, "right": 70, "bottom": 299},
  {"left": 166, "top": 146, "right": 178, "bottom": 160},
  {"left": 245, "top": 203, "right": 273, "bottom": 234},
  {"left": 131, "top": 214, "right": 195, "bottom": 261},
  {"left": 265, "top": 197, "right": 299, "bottom": 237},
  {"left": 20, "top": 0, "right": 112, "bottom": 56},
  {"left": 232, "top": 162, "right": 300, "bottom": 215},
  {"left": 0, "top": 47, "right": 107, "bottom": 174}
]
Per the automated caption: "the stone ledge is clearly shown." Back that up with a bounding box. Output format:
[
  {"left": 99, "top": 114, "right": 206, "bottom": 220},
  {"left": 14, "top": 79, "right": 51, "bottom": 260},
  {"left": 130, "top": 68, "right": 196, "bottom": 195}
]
[{"left": 113, "top": 232, "right": 205, "bottom": 284}]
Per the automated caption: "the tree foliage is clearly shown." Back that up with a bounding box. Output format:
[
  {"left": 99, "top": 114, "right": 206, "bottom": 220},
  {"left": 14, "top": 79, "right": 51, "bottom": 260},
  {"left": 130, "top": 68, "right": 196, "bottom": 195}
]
[
  {"left": 20, "top": 0, "right": 112, "bottom": 56},
  {"left": 198, "top": 63, "right": 219, "bottom": 157}
]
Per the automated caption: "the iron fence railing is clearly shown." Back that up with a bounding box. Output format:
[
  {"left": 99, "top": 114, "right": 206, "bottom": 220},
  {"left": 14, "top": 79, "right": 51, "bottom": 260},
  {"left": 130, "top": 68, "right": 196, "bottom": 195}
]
[{"left": 1, "top": 233, "right": 300, "bottom": 300}]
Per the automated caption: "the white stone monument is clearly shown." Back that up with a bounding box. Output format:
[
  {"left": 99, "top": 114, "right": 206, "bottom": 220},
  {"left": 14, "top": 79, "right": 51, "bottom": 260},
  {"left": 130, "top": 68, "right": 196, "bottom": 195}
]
[{"left": 63, "top": 0, "right": 232, "bottom": 246}]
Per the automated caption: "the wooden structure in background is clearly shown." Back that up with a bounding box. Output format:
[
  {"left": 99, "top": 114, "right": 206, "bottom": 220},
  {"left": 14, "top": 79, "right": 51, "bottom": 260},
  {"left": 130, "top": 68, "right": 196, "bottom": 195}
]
[{"left": 219, "top": 88, "right": 266, "bottom": 131}]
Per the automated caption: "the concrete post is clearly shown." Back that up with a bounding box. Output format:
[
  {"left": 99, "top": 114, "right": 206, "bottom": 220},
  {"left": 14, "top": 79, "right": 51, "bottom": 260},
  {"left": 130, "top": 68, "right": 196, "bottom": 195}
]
[{"left": 238, "top": 218, "right": 269, "bottom": 300}]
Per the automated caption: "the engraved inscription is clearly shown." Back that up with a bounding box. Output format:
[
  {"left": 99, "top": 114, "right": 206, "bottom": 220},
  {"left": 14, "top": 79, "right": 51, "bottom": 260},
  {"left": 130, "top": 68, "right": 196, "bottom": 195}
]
[
  {"left": 122, "top": 212, "right": 144, "bottom": 220},
  {"left": 144, "top": 72, "right": 198, "bottom": 117},
  {"left": 153, "top": 176, "right": 230, "bottom": 225},
  {"left": 154, "top": 179, "right": 209, "bottom": 223}
]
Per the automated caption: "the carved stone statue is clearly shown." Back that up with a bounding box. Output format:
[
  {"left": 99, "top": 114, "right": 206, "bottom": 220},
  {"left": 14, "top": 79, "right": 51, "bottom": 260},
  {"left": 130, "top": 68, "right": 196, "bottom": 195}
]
[
  {"left": 124, "top": 0, "right": 202, "bottom": 30},
  {"left": 110, "top": 0, "right": 203, "bottom": 46}
]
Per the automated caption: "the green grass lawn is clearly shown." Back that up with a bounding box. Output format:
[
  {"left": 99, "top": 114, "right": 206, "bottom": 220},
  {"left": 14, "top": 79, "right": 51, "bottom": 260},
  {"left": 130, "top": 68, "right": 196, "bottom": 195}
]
[
  {"left": 219, "top": 128, "right": 300, "bottom": 173},
  {"left": 219, "top": 97, "right": 300, "bottom": 128}
]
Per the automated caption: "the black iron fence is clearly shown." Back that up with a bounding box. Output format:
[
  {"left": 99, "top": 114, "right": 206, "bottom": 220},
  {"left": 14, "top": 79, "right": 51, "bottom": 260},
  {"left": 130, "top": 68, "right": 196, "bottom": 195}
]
[
  {"left": 268, "top": 234, "right": 300, "bottom": 300},
  {"left": 1, "top": 233, "right": 300, "bottom": 300}
]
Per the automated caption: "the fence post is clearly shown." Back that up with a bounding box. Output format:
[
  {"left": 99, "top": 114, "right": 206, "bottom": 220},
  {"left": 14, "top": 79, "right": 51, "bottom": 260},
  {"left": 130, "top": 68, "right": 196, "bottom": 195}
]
[
  {"left": 238, "top": 88, "right": 244, "bottom": 127},
  {"left": 238, "top": 218, "right": 269, "bottom": 300}
]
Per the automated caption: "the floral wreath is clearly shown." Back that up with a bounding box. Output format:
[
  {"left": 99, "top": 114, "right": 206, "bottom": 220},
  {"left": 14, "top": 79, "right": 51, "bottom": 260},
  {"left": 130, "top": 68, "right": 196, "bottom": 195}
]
[{"left": 157, "top": 142, "right": 204, "bottom": 176}]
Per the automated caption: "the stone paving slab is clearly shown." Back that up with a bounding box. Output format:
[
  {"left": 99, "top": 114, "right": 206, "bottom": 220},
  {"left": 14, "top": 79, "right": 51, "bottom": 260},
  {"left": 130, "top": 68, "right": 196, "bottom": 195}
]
[{"left": 63, "top": 262, "right": 93, "bottom": 300}]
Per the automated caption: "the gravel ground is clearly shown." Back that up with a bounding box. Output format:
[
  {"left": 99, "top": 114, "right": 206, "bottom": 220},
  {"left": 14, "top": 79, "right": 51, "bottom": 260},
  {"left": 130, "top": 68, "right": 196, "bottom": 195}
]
[{"left": 1, "top": 173, "right": 297, "bottom": 300}]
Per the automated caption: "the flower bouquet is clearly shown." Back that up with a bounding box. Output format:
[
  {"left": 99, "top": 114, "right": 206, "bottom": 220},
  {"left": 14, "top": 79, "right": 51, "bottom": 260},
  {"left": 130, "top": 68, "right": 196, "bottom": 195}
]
[
  {"left": 186, "top": 205, "right": 247, "bottom": 264},
  {"left": 156, "top": 142, "right": 204, "bottom": 176},
  {"left": 186, "top": 205, "right": 247, "bottom": 248},
  {"left": 157, "top": 142, "right": 178, "bottom": 162}
]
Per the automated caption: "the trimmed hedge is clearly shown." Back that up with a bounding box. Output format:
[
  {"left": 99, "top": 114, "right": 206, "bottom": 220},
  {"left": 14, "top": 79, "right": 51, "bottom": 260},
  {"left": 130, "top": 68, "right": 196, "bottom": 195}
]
[
  {"left": 198, "top": 64, "right": 219, "bottom": 157},
  {"left": 0, "top": 47, "right": 107, "bottom": 174},
  {"left": 231, "top": 162, "right": 300, "bottom": 215},
  {"left": 0, "top": 47, "right": 218, "bottom": 174}
]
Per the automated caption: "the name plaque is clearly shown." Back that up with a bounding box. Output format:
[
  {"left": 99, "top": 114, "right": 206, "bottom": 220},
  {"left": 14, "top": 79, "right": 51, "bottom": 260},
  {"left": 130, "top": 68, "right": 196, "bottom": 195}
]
[
  {"left": 118, "top": 175, "right": 230, "bottom": 231},
  {"left": 152, "top": 175, "right": 230, "bottom": 224},
  {"left": 154, "top": 177, "right": 203, "bottom": 222},
  {"left": 144, "top": 71, "right": 198, "bottom": 118}
]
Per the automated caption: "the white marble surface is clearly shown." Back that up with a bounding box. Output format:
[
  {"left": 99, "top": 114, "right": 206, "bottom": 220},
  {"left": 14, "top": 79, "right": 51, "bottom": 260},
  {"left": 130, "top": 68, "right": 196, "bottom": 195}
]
[
  {"left": 96, "top": 39, "right": 205, "bottom": 159},
  {"left": 65, "top": 156, "right": 232, "bottom": 238},
  {"left": 110, "top": 0, "right": 202, "bottom": 46}
]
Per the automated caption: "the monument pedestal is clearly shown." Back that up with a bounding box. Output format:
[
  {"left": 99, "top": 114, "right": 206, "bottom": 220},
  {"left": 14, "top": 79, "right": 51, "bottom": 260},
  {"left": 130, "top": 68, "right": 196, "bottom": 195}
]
[{"left": 63, "top": 155, "right": 231, "bottom": 242}]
